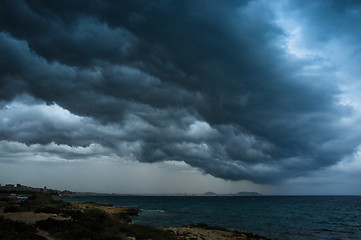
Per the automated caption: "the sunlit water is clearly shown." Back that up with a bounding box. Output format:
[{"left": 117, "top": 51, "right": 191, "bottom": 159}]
[{"left": 63, "top": 196, "right": 361, "bottom": 240}]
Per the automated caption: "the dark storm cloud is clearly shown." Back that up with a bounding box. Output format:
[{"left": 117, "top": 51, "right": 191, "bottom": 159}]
[{"left": 1, "top": 0, "right": 360, "bottom": 183}]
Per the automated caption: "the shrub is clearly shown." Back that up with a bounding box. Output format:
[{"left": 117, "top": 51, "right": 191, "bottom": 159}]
[
  {"left": 29, "top": 194, "right": 54, "bottom": 204},
  {"left": 4, "top": 205, "right": 29, "bottom": 213},
  {"left": 36, "top": 218, "right": 123, "bottom": 240},
  {"left": 84, "top": 208, "right": 110, "bottom": 220},
  {"left": 34, "top": 206, "right": 61, "bottom": 214},
  {"left": 0, "top": 196, "right": 10, "bottom": 202},
  {"left": 60, "top": 209, "right": 83, "bottom": 219},
  {"left": 0, "top": 216, "right": 47, "bottom": 240}
]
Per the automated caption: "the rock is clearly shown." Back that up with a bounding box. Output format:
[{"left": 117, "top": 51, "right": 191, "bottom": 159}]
[{"left": 168, "top": 224, "right": 271, "bottom": 240}]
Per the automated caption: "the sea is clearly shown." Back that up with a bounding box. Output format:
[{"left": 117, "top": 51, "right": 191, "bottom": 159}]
[{"left": 62, "top": 195, "right": 361, "bottom": 240}]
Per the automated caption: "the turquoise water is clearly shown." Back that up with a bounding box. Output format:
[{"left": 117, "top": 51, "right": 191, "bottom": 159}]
[{"left": 63, "top": 196, "right": 361, "bottom": 240}]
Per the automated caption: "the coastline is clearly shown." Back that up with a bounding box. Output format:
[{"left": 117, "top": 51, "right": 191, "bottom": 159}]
[{"left": 0, "top": 193, "right": 270, "bottom": 240}]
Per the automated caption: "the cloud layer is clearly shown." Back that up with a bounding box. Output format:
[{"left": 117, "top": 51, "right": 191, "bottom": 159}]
[{"left": 1, "top": 0, "right": 361, "bottom": 185}]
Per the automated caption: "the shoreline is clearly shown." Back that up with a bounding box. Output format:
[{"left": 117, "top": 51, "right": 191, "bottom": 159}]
[{"left": 0, "top": 192, "right": 270, "bottom": 240}]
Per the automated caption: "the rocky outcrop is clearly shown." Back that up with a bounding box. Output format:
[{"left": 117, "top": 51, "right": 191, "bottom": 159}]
[{"left": 168, "top": 224, "right": 270, "bottom": 240}]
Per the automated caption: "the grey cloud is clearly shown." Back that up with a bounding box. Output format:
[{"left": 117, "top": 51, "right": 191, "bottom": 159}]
[
  {"left": 0, "top": 96, "right": 277, "bottom": 182},
  {"left": 0, "top": 140, "right": 114, "bottom": 164},
  {"left": 0, "top": 0, "right": 137, "bottom": 66},
  {"left": 1, "top": 0, "right": 360, "bottom": 183}
]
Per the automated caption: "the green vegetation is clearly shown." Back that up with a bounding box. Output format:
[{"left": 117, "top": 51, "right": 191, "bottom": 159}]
[
  {"left": 4, "top": 205, "right": 29, "bottom": 213},
  {"left": 2, "top": 193, "right": 70, "bottom": 213},
  {"left": 0, "top": 216, "right": 47, "bottom": 240},
  {"left": 34, "top": 206, "right": 61, "bottom": 214}
]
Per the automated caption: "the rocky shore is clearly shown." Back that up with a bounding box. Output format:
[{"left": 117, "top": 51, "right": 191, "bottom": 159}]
[
  {"left": 0, "top": 193, "right": 270, "bottom": 240},
  {"left": 168, "top": 224, "right": 269, "bottom": 240}
]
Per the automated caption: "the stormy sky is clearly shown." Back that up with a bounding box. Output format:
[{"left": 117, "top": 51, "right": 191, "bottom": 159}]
[{"left": 1, "top": 0, "right": 361, "bottom": 194}]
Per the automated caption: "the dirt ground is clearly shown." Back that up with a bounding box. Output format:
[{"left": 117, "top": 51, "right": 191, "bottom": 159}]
[{"left": 1, "top": 211, "right": 70, "bottom": 225}]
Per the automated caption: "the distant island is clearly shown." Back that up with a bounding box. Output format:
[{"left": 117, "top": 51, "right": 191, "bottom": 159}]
[{"left": 200, "top": 192, "right": 262, "bottom": 196}]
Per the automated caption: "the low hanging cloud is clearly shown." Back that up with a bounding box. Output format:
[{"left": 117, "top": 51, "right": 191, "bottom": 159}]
[
  {"left": 0, "top": 95, "right": 275, "bottom": 182},
  {"left": 1, "top": 0, "right": 361, "bottom": 184}
]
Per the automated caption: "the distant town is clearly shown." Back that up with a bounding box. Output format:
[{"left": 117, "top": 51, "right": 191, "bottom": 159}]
[{"left": 0, "top": 183, "right": 74, "bottom": 196}]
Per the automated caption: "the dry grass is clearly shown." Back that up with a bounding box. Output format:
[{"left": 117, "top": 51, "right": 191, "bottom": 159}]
[{"left": 69, "top": 201, "right": 134, "bottom": 215}]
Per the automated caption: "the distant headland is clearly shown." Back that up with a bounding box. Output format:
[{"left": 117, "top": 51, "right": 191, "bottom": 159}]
[{"left": 200, "top": 191, "right": 262, "bottom": 196}]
